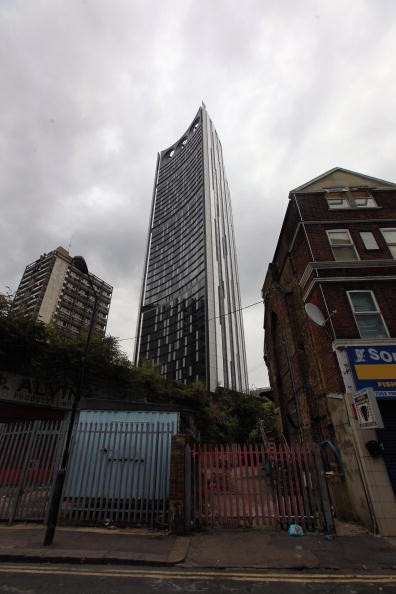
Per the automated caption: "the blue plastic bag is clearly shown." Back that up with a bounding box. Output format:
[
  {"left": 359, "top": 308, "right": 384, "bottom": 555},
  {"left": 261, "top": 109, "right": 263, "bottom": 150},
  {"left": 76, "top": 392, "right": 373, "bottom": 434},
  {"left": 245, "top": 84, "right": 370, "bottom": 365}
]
[{"left": 288, "top": 522, "right": 304, "bottom": 536}]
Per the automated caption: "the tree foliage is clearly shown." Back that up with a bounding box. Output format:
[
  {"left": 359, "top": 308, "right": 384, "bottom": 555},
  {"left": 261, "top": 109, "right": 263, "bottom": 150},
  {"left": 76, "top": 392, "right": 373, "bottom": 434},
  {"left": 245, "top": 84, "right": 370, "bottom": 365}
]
[{"left": 0, "top": 307, "right": 275, "bottom": 443}]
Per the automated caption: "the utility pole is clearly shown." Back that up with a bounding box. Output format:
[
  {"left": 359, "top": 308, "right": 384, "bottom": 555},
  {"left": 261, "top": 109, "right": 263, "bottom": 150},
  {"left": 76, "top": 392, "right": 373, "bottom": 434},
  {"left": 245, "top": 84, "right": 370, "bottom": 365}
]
[{"left": 43, "top": 256, "right": 97, "bottom": 546}]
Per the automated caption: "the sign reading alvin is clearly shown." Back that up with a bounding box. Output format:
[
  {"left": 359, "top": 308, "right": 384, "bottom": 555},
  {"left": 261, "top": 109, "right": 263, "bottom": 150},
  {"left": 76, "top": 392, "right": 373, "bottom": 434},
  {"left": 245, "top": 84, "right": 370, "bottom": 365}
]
[
  {"left": 0, "top": 372, "right": 74, "bottom": 409},
  {"left": 346, "top": 345, "right": 396, "bottom": 399}
]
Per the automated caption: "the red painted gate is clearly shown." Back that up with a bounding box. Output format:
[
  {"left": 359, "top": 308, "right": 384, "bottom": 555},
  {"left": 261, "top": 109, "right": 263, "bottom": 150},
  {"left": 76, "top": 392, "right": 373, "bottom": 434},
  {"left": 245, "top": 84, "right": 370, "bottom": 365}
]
[{"left": 189, "top": 443, "right": 327, "bottom": 531}]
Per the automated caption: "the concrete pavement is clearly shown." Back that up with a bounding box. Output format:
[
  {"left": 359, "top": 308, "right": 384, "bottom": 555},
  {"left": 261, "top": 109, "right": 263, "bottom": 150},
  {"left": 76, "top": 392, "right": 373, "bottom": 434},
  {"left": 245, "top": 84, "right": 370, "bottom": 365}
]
[
  {"left": 0, "top": 523, "right": 395, "bottom": 570},
  {"left": 185, "top": 529, "right": 396, "bottom": 570},
  {"left": 0, "top": 525, "right": 189, "bottom": 566}
]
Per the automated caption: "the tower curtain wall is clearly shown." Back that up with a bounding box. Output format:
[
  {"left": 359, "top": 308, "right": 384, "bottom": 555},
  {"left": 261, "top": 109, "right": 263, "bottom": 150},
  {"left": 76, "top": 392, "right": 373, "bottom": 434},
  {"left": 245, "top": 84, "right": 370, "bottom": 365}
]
[{"left": 135, "top": 106, "right": 248, "bottom": 393}]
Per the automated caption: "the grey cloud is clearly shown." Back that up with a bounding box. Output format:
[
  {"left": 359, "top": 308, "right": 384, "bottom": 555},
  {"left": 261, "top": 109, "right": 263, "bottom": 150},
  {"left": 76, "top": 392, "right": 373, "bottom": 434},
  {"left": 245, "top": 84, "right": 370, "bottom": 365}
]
[{"left": 2, "top": 0, "right": 396, "bottom": 389}]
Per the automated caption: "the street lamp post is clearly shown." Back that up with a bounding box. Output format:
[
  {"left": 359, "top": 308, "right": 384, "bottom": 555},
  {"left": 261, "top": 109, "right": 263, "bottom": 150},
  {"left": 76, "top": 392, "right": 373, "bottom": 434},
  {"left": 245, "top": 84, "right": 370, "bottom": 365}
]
[{"left": 43, "top": 256, "right": 98, "bottom": 546}]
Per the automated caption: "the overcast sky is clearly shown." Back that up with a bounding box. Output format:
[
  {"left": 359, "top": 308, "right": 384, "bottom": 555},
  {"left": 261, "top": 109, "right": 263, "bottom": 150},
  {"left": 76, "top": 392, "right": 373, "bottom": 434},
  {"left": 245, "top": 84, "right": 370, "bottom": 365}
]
[{"left": 2, "top": 0, "right": 396, "bottom": 390}]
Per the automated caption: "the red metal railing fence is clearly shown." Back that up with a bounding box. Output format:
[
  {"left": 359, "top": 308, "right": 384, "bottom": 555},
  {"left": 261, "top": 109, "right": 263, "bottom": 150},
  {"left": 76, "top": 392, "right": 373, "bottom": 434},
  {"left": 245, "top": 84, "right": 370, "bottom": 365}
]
[{"left": 189, "top": 443, "right": 325, "bottom": 531}]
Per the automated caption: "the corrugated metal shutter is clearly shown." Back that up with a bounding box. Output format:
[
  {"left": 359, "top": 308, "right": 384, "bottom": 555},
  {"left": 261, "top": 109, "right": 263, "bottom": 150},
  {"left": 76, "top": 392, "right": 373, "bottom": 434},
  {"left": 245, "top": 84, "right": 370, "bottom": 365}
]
[
  {"left": 61, "top": 410, "right": 179, "bottom": 526},
  {"left": 78, "top": 410, "right": 179, "bottom": 426}
]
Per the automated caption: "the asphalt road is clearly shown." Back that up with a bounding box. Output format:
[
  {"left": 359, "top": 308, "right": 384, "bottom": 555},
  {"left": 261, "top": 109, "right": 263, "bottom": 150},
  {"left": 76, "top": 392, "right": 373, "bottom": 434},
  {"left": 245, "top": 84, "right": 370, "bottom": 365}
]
[{"left": 0, "top": 564, "right": 395, "bottom": 594}]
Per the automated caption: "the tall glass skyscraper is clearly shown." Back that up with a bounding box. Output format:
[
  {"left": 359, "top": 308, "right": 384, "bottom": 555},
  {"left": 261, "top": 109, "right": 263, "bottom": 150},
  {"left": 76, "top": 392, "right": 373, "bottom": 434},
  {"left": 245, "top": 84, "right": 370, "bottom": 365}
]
[{"left": 134, "top": 105, "right": 248, "bottom": 393}]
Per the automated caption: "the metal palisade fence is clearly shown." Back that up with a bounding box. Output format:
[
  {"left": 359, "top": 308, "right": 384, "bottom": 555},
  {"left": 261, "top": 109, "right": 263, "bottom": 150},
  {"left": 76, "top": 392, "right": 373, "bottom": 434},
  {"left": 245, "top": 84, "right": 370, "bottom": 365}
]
[
  {"left": 189, "top": 443, "right": 326, "bottom": 531},
  {"left": 61, "top": 418, "right": 177, "bottom": 528},
  {"left": 0, "top": 414, "right": 178, "bottom": 528},
  {"left": 0, "top": 419, "right": 64, "bottom": 523}
]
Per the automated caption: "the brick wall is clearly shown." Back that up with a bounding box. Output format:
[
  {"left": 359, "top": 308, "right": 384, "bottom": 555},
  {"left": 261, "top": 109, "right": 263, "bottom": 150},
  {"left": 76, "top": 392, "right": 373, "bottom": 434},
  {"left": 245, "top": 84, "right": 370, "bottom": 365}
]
[
  {"left": 168, "top": 434, "right": 194, "bottom": 534},
  {"left": 264, "top": 176, "right": 396, "bottom": 530}
]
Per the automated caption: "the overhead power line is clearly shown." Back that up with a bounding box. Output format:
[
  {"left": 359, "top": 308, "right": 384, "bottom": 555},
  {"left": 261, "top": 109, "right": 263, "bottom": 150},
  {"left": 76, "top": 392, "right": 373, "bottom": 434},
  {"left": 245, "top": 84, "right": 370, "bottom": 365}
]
[{"left": 117, "top": 299, "right": 264, "bottom": 342}]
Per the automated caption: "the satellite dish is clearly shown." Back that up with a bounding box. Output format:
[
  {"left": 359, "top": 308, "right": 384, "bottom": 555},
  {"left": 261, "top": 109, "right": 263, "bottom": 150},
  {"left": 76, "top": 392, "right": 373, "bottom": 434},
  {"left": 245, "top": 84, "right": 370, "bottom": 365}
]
[{"left": 305, "top": 303, "right": 326, "bottom": 327}]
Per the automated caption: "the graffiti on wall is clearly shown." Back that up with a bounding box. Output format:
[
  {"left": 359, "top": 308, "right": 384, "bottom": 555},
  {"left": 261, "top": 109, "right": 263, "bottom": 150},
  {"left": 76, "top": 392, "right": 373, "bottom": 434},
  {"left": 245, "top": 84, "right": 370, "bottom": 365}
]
[{"left": 0, "top": 372, "right": 74, "bottom": 409}]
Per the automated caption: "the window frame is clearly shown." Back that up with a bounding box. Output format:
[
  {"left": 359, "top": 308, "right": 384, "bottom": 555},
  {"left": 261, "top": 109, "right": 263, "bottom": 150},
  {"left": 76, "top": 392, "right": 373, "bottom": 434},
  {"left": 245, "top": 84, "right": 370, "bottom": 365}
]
[
  {"left": 325, "top": 188, "right": 350, "bottom": 209},
  {"left": 359, "top": 231, "right": 380, "bottom": 251},
  {"left": 325, "top": 188, "right": 378, "bottom": 210},
  {"left": 380, "top": 228, "right": 396, "bottom": 259},
  {"left": 347, "top": 290, "right": 389, "bottom": 338},
  {"left": 327, "top": 229, "right": 359, "bottom": 261}
]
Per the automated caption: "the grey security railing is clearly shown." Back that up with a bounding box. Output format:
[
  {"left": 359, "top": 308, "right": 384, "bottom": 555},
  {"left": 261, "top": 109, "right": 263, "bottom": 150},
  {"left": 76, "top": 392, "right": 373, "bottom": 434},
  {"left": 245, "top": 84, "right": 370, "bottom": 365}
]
[
  {"left": 61, "top": 420, "right": 177, "bottom": 527},
  {"left": 0, "top": 419, "right": 64, "bottom": 523}
]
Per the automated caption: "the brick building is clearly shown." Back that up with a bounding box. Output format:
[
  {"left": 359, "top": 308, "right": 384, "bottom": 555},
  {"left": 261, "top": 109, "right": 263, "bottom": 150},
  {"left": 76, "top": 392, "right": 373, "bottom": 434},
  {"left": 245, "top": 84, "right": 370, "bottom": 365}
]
[{"left": 263, "top": 168, "right": 396, "bottom": 535}]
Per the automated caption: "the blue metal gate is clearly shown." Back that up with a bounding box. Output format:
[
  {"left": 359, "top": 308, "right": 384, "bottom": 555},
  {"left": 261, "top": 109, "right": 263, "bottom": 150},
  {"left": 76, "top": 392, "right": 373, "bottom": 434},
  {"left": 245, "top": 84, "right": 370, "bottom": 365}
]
[{"left": 61, "top": 411, "right": 179, "bottom": 527}]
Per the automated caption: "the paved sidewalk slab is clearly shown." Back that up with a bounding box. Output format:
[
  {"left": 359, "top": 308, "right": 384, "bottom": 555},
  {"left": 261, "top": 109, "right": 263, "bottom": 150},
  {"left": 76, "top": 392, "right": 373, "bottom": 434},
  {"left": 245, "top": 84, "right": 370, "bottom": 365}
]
[
  {"left": 0, "top": 525, "right": 189, "bottom": 566},
  {"left": 0, "top": 524, "right": 394, "bottom": 570},
  {"left": 183, "top": 529, "right": 396, "bottom": 570},
  {"left": 184, "top": 531, "right": 319, "bottom": 569}
]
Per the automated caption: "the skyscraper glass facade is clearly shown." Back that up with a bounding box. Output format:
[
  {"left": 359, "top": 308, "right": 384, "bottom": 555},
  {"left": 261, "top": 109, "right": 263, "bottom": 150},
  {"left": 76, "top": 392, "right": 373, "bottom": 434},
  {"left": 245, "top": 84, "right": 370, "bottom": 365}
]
[{"left": 135, "top": 105, "right": 248, "bottom": 393}]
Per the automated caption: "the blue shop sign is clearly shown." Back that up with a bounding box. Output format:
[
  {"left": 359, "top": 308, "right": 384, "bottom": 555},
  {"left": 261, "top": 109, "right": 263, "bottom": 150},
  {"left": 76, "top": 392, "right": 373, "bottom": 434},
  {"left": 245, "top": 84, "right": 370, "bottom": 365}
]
[{"left": 346, "top": 345, "right": 396, "bottom": 400}]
